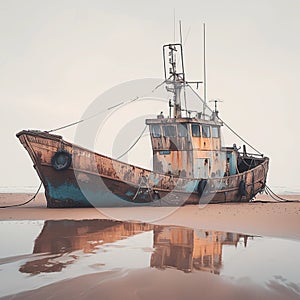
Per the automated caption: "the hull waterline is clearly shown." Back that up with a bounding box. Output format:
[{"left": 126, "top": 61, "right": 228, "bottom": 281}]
[{"left": 16, "top": 130, "right": 269, "bottom": 208}]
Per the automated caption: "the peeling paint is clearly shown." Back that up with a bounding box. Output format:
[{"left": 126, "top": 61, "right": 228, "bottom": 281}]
[{"left": 17, "top": 130, "right": 269, "bottom": 207}]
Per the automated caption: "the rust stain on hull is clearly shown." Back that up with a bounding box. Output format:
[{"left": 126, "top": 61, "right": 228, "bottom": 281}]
[{"left": 16, "top": 130, "right": 269, "bottom": 208}]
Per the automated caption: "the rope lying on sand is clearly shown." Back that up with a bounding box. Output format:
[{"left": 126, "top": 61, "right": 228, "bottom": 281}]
[
  {"left": 251, "top": 184, "right": 300, "bottom": 203},
  {"left": 0, "top": 182, "right": 42, "bottom": 208},
  {"left": 1, "top": 182, "right": 298, "bottom": 209}
]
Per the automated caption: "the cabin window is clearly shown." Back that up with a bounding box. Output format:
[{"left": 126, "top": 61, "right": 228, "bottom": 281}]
[
  {"left": 151, "top": 125, "right": 161, "bottom": 138},
  {"left": 212, "top": 126, "right": 219, "bottom": 138},
  {"left": 202, "top": 125, "right": 211, "bottom": 138},
  {"left": 163, "top": 125, "right": 176, "bottom": 137},
  {"left": 178, "top": 123, "right": 188, "bottom": 137},
  {"left": 192, "top": 124, "right": 201, "bottom": 137}
]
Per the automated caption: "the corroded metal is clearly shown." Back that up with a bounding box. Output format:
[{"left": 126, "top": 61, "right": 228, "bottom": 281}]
[
  {"left": 16, "top": 130, "right": 269, "bottom": 207},
  {"left": 146, "top": 118, "right": 225, "bottom": 179},
  {"left": 15, "top": 40, "right": 270, "bottom": 208}
]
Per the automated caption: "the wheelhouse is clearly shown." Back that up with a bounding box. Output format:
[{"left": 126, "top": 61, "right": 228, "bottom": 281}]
[
  {"left": 146, "top": 116, "right": 228, "bottom": 179},
  {"left": 145, "top": 42, "right": 239, "bottom": 180}
]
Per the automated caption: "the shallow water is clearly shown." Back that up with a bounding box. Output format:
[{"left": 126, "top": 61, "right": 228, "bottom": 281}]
[{"left": 0, "top": 220, "right": 299, "bottom": 298}]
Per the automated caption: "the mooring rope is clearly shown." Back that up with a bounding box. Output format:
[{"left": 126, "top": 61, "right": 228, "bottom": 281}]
[
  {"left": 0, "top": 182, "right": 43, "bottom": 208},
  {"left": 15, "top": 81, "right": 298, "bottom": 207},
  {"left": 251, "top": 184, "right": 300, "bottom": 203},
  {"left": 264, "top": 185, "right": 300, "bottom": 203}
]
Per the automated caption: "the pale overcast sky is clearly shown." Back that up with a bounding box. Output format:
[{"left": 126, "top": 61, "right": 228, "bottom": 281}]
[{"left": 1, "top": 0, "right": 299, "bottom": 192}]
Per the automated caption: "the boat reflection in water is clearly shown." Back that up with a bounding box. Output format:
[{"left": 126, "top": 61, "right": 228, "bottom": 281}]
[
  {"left": 151, "top": 226, "right": 248, "bottom": 274},
  {"left": 19, "top": 220, "right": 250, "bottom": 275}
]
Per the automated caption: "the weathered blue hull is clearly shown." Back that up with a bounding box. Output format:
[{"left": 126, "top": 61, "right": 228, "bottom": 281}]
[{"left": 17, "top": 130, "right": 269, "bottom": 208}]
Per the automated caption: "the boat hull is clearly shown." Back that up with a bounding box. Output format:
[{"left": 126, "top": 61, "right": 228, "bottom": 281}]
[{"left": 17, "top": 130, "right": 269, "bottom": 208}]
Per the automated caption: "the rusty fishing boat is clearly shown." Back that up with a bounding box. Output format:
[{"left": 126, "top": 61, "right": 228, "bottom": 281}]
[{"left": 17, "top": 41, "right": 269, "bottom": 207}]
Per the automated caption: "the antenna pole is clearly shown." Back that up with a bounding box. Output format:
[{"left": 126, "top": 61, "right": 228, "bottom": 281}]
[
  {"left": 173, "top": 8, "right": 176, "bottom": 43},
  {"left": 179, "top": 20, "right": 183, "bottom": 44},
  {"left": 203, "top": 23, "right": 207, "bottom": 116},
  {"left": 179, "top": 21, "right": 185, "bottom": 81},
  {"left": 179, "top": 21, "right": 188, "bottom": 115}
]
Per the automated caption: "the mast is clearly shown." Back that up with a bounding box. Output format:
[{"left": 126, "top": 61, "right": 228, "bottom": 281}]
[
  {"left": 163, "top": 43, "right": 185, "bottom": 118},
  {"left": 162, "top": 23, "right": 202, "bottom": 119},
  {"left": 203, "top": 23, "right": 207, "bottom": 116}
]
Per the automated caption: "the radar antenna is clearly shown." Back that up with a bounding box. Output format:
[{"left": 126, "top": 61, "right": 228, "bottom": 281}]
[{"left": 163, "top": 43, "right": 185, "bottom": 118}]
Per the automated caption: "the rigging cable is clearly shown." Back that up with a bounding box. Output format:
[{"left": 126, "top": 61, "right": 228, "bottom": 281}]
[
  {"left": 0, "top": 182, "right": 43, "bottom": 208},
  {"left": 116, "top": 125, "right": 148, "bottom": 160},
  {"left": 219, "top": 119, "right": 262, "bottom": 156},
  {"left": 185, "top": 83, "right": 300, "bottom": 201},
  {"left": 46, "top": 80, "right": 167, "bottom": 134},
  {"left": 186, "top": 83, "right": 263, "bottom": 155},
  {"left": 46, "top": 102, "right": 125, "bottom": 133},
  {"left": 23, "top": 81, "right": 299, "bottom": 204}
]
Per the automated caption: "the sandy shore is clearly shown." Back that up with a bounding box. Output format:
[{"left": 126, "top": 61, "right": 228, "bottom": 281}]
[
  {"left": 0, "top": 193, "right": 299, "bottom": 239},
  {"left": 2, "top": 268, "right": 300, "bottom": 300},
  {"left": 1, "top": 193, "right": 299, "bottom": 300}
]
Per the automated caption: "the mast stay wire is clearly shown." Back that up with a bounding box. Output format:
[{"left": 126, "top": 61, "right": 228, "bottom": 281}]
[
  {"left": 185, "top": 83, "right": 263, "bottom": 156},
  {"left": 116, "top": 125, "right": 148, "bottom": 160},
  {"left": 46, "top": 79, "right": 167, "bottom": 134}
]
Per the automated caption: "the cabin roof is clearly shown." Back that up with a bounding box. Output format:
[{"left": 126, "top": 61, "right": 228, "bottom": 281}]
[{"left": 145, "top": 117, "right": 222, "bottom": 126}]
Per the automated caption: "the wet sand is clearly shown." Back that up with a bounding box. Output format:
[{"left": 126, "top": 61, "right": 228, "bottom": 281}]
[
  {"left": 0, "top": 193, "right": 299, "bottom": 239},
  {"left": 2, "top": 268, "right": 300, "bottom": 300},
  {"left": 0, "top": 193, "right": 300, "bottom": 300}
]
